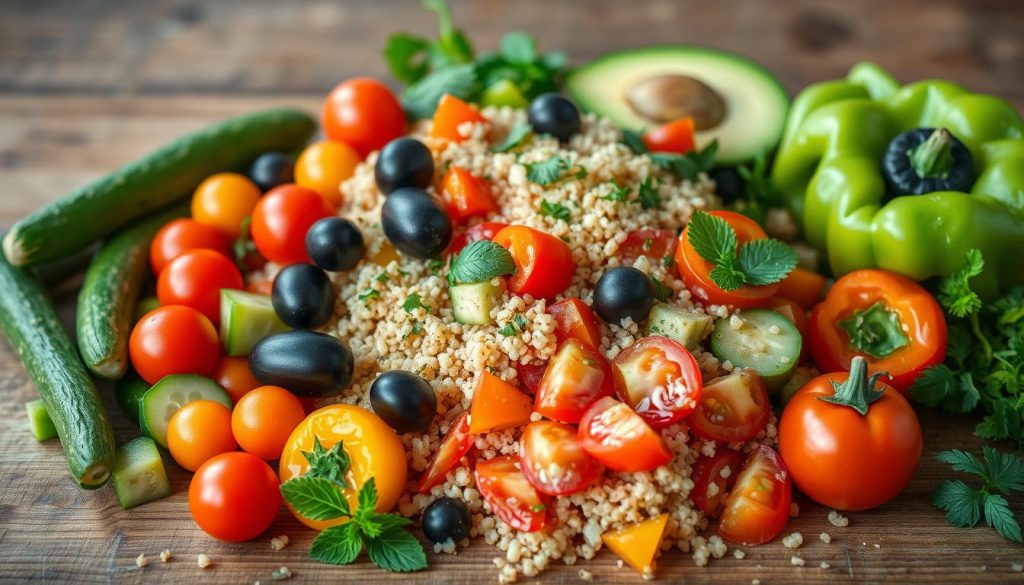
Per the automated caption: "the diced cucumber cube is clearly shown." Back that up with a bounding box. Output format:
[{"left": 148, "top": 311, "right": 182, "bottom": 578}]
[
  {"left": 112, "top": 437, "right": 171, "bottom": 509},
  {"left": 644, "top": 303, "right": 712, "bottom": 350},
  {"left": 451, "top": 280, "right": 505, "bottom": 325},
  {"left": 26, "top": 399, "right": 57, "bottom": 442}
]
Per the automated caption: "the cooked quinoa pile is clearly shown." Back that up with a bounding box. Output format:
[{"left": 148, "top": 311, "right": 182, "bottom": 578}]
[{"left": 259, "top": 106, "right": 779, "bottom": 582}]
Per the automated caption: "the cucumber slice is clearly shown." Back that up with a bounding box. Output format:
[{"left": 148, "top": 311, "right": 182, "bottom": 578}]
[
  {"left": 26, "top": 399, "right": 57, "bottom": 442},
  {"left": 115, "top": 373, "right": 150, "bottom": 425},
  {"left": 644, "top": 303, "right": 713, "bottom": 350},
  {"left": 220, "top": 289, "right": 289, "bottom": 356},
  {"left": 112, "top": 437, "right": 171, "bottom": 509},
  {"left": 451, "top": 280, "right": 505, "bottom": 325},
  {"left": 710, "top": 309, "right": 802, "bottom": 392},
  {"left": 140, "top": 375, "right": 231, "bottom": 448}
]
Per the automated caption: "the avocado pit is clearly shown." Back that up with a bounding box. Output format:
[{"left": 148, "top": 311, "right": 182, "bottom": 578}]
[{"left": 625, "top": 74, "right": 727, "bottom": 130}]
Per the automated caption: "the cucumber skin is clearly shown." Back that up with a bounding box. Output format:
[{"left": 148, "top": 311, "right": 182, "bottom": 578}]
[
  {"left": 3, "top": 108, "right": 316, "bottom": 267},
  {"left": 77, "top": 203, "right": 189, "bottom": 381},
  {"left": 0, "top": 244, "right": 116, "bottom": 488}
]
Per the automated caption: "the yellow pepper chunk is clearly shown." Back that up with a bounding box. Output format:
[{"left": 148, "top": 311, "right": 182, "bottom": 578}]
[{"left": 601, "top": 513, "right": 669, "bottom": 577}]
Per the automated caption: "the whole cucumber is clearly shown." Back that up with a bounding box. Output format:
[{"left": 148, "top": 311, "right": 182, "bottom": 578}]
[{"left": 2, "top": 107, "right": 316, "bottom": 267}]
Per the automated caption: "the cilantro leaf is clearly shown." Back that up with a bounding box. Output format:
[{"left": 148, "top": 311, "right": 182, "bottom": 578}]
[
  {"left": 383, "top": 33, "right": 432, "bottom": 85},
  {"left": 651, "top": 140, "right": 719, "bottom": 182},
  {"left": 525, "top": 156, "right": 570, "bottom": 185},
  {"left": 491, "top": 122, "right": 531, "bottom": 153},
  {"left": 687, "top": 211, "right": 736, "bottom": 266},
  {"left": 300, "top": 437, "right": 351, "bottom": 488},
  {"left": 311, "top": 522, "right": 363, "bottom": 565},
  {"left": 365, "top": 528, "right": 428, "bottom": 572},
  {"left": 403, "top": 292, "right": 431, "bottom": 314},
  {"left": 449, "top": 240, "right": 516, "bottom": 285},
  {"left": 982, "top": 445, "right": 1024, "bottom": 493},
  {"left": 736, "top": 239, "right": 798, "bottom": 286},
  {"left": 359, "top": 289, "right": 381, "bottom": 305},
  {"left": 636, "top": 178, "right": 661, "bottom": 210},
  {"left": 938, "top": 249, "right": 984, "bottom": 318},
  {"left": 539, "top": 199, "right": 571, "bottom": 221},
  {"left": 280, "top": 476, "right": 351, "bottom": 520},
  {"left": 497, "top": 323, "right": 517, "bottom": 337},
  {"left": 936, "top": 449, "right": 986, "bottom": 477},
  {"left": 601, "top": 181, "right": 631, "bottom": 202}
]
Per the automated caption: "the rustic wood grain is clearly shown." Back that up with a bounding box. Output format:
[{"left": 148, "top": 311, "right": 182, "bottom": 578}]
[{"left": 1, "top": 0, "right": 1023, "bottom": 583}]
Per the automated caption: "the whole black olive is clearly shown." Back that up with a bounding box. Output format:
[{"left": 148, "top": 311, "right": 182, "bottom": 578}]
[
  {"left": 527, "top": 93, "right": 582, "bottom": 142},
  {"left": 306, "top": 217, "right": 365, "bottom": 272},
  {"left": 593, "top": 266, "right": 655, "bottom": 325},
  {"left": 369, "top": 370, "right": 437, "bottom": 434},
  {"left": 422, "top": 497, "right": 472, "bottom": 544},
  {"left": 271, "top": 263, "right": 335, "bottom": 330},
  {"left": 375, "top": 137, "right": 435, "bottom": 195},
  {"left": 249, "top": 152, "right": 294, "bottom": 192},
  {"left": 709, "top": 167, "right": 745, "bottom": 204},
  {"left": 381, "top": 188, "right": 452, "bottom": 259},
  {"left": 249, "top": 331, "right": 353, "bottom": 397},
  {"left": 883, "top": 127, "right": 974, "bottom": 196}
]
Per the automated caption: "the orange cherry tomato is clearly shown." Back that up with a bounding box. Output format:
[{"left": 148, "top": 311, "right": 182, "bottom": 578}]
[
  {"left": 150, "top": 218, "right": 232, "bottom": 275},
  {"left": 492, "top": 225, "right": 574, "bottom": 301},
  {"left": 643, "top": 117, "right": 695, "bottom": 154},
  {"left": 157, "top": 249, "right": 243, "bottom": 325},
  {"left": 417, "top": 412, "right": 473, "bottom": 494},
  {"left": 231, "top": 385, "right": 306, "bottom": 460},
  {"left": 440, "top": 166, "right": 497, "bottom": 221},
  {"left": 321, "top": 78, "right": 405, "bottom": 158},
  {"left": 535, "top": 339, "right": 614, "bottom": 424},
  {"left": 577, "top": 396, "right": 672, "bottom": 472},
  {"left": 468, "top": 371, "right": 533, "bottom": 434},
  {"left": 449, "top": 221, "right": 508, "bottom": 256},
  {"left": 519, "top": 420, "right": 602, "bottom": 496},
  {"left": 776, "top": 266, "right": 828, "bottom": 309},
  {"left": 250, "top": 184, "right": 332, "bottom": 265},
  {"left": 717, "top": 444, "right": 791, "bottom": 546},
  {"left": 546, "top": 298, "right": 602, "bottom": 349},
  {"left": 612, "top": 336, "right": 703, "bottom": 428},
  {"left": 617, "top": 228, "right": 678, "bottom": 266},
  {"left": 431, "top": 94, "right": 488, "bottom": 143},
  {"left": 213, "top": 355, "right": 262, "bottom": 404},
  {"left": 687, "top": 370, "right": 771, "bottom": 443},
  {"left": 129, "top": 305, "right": 220, "bottom": 384},
  {"left": 676, "top": 211, "right": 778, "bottom": 308},
  {"left": 809, "top": 269, "right": 947, "bottom": 393},
  {"left": 475, "top": 455, "right": 548, "bottom": 532},
  {"left": 691, "top": 448, "right": 747, "bottom": 518},
  {"left": 191, "top": 173, "right": 262, "bottom": 239},
  {"left": 295, "top": 140, "right": 361, "bottom": 208},
  {"left": 189, "top": 452, "right": 280, "bottom": 542},
  {"left": 168, "top": 400, "right": 237, "bottom": 472},
  {"left": 779, "top": 357, "right": 922, "bottom": 511}
]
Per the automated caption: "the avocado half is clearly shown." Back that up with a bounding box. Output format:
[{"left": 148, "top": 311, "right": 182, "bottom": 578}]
[{"left": 565, "top": 46, "right": 790, "bottom": 165}]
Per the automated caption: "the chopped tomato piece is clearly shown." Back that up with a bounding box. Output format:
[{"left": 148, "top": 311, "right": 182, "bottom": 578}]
[
  {"left": 475, "top": 455, "right": 548, "bottom": 532},
  {"left": 431, "top": 94, "right": 488, "bottom": 143},
  {"left": 776, "top": 267, "right": 827, "bottom": 309},
  {"left": 417, "top": 412, "right": 473, "bottom": 493},
  {"left": 691, "top": 447, "right": 746, "bottom": 517},
  {"left": 468, "top": 371, "right": 533, "bottom": 434},
  {"left": 618, "top": 229, "right": 678, "bottom": 266},
  {"left": 520, "top": 421, "right": 602, "bottom": 496},
  {"left": 578, "top": 397, "right": 672, "bottom": 472},
  {"left": 717, "top": 445, "right": 792, "bottom": 546},
  {"left": 535, "top": 340, "right": 614, "bottom": 424},
  {"left": 441, "top": 166, "right": 497, "bottom": 221},
  {"left": 515, "top": 360, "right": 548, "bottom": 395},
  {"left": 643, "top": 117, "right": 695, "bottom": 154},
  {"left": 612, "top": 336, "right": 702, "bottom": 428},
  {"left": 450, "top": 222, "right": 509, "bottom": 256},
  {"left": 492, "top": 225, "right": 574, "bottom": 301},
  {"left": 687, "top": 370, "right": 770, "bottom": 443},
  {"left": 601, "top": 514, "right": 669, "bottom": 577},
  {"left": 547, "top": 298, "right": 602, "bottom": 349}
]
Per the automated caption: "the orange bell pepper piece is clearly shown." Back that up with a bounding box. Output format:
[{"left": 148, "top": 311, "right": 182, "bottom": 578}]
[
  {"left": 602, "top": 513, "right": 670, "bottom": 577},
  {"left": 441, "top": 166, "right": 497, "bottom": 221},
  {"left": 431, "top": 94, "right": 488, "bottom": 143},
  {"left": 468, "top": 371, "right": 533, "bottom": 433}
]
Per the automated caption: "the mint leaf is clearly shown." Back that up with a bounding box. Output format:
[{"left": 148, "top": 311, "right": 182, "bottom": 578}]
[
  {"left": 736, "top": 239, "right": 797, "bottom": 286},
  {"left": 934, "top": 479, "right": 983, "bottom": 527},
  {"left": 526, "top": 156, "right": 570, "bottom": 185},
  {"left": 984, "top": 494, "right": 1023, "bottom": 542},
  {"left": 383, "top": 33, "right": 432, "bottom": 85},
  {"left": 280, "top": 476, "right": 351, "bottom": 520},
  {"left": 636, "top": 178, "right": 661, "bottom": 210},
  {"left": 403, "top": 292, "right": 431, "bottom": 314},
  {"left": 365, "top": 528, "right": 428, "bottom": 572},
  {"left": 311, "top": 522, "right": 363, "bottom": 565},
  {"left": 491, "top": 122, "right": 531, "bottom": 153},
  {"left": 449, "top": 240, "right": 516, "bottom": 285},
  {"left": 539, "top": 199, "right": 571, "bottom": 221},
  {"left": 358, "top": 477, "right": 379, "bottom": 512},
  {"left": 709, "top": 263, "right": 746, "bottom": 292},
  {"left": 687, "top": 211, "right": 736, "bottom": 266}
]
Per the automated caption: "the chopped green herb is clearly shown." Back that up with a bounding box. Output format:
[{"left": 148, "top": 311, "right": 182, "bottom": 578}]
[
  {"left": 497, "top": 323, "right": 517, "bottom": 337},
  {"left": 491, "top": 122, "right": 531, "bottom": 153},
  {"left": 601, "top": 181, "right": 632, "bottom": 203},
  {"left": 651, "top": 277, "right": 672, "bottom": 302},
  {"left": 513, "top": 314, "right": 528, "bottom": 330},
  {"left": 621, "top": 129, "right": 647, "bottom": 154},
  {"left": 404, "top": 321, "right": 425, "bottom": 339},
  {"left": 539, "top": 200, "right": 571, "bottom": 221},
  {"left": 651, "top": 140, "right": 719, "bottom": 182},
  {"left": 448, "top": 240, "right": 516, "bottom": 285},
  {"left": 402, "top": 292, "right": 431, "bottom": 314},
  {"left": 359, "top": 289, "right": 381, "bottom": 305},
  {"left": 662, "top": 254, "right": 675, "bottom": 268},
  {"left": 375, "top": 272, "right": 390, "bottom": 283},
  {"left": 636, "top": 177, "right": 661, "bottom": 210},
  {"left": 526, "top": 156, "right": 570, "bottom": 185},
  {"left": 426, "top": 258, "right": 445, "bottom": 276}
]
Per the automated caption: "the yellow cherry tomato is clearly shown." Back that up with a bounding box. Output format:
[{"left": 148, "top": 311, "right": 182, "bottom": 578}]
[
  {"left": 279, "top": 404, "right": 407, "bottom": 530},
  {"left": 295, "top": 140, "right": 361, "bottom": 208},
  {"left": 191, "top": 173, "right": 262, "bottom": 238}
]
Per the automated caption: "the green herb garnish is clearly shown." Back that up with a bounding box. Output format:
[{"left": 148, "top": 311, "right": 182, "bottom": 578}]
[
  {"left": 426, "top": 258, "right": 445, "bottom": 276},
  {"left": 526, "top": 156, "right": 571, "bottom": 185},
  {"left": 601, "top": 181, "right": 631, "bottom": 203},
  {"left": 636, "top": 178, "right": 661, "bottom": 210},
  {"left": 448, "top": 240, "right": 516, "bottom": 285},
  {"left": 497, "top": 323, "right": 517, "bottom": 337},
  {"left": 539, "top": 200, "right": 571, "bottom": 221},
  {"left": 650, "top": 140, "right": 719, "bottom": 182},
  {"left": 491, "top": 122, "right": 532, "bottom": 153},
  {"left": 359, "top": 289, "right": 381, "bottom": 305},
  {"left": 651, "top": 277, "right": 672, "bottom": 302},
  {"left": 402, "top": 292, "right": 431, "bottom": 314},
  {"left": 686, "top": 211, "right": 796, "bottom": 292},
  {"left": 933, "top": 446, "right": 1024, "bottom": 543}
]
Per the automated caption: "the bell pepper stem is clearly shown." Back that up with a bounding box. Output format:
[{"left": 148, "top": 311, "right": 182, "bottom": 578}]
[
  {"left": 837, "top": 302, "right": 910, "bottom": 360},
  {"left": 817, "top": 356, "right": 889, "bottom": 416},
  {"left": 908, "top": 128, "right": 955, "bottom": 179}
]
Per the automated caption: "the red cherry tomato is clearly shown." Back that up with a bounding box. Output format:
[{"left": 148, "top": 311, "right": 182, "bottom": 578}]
[
  {"left": 150, "top": 219, "right": 232, "bottom": 275},
  {"left": 492, "top": 225, "right": 574, "bottom": 301},
  {"left": 547, "top": 298, "right": 602, "bottom": 349},
  {"left": 321, "top": 78, "right": 405, "bottom": 158},
  {"left": 157, "top": 249, "right": 242, "bottom": 325},
  {"left": 250, "top": 184, "right": 332, "bottom": 264},
  {"left": 417, "top": 412, "right": 473, "bottom": 494},
  {"left": 441, "top": 166, "right": 497, "bottom": 221},
  {"left": 519, "top": 420, "right": 602, "bottom": 496},
  {"left": 213, "top": 355, "right": 262, "bottom": 404},
  {"left": 577, "top": 396, "right": 672, "bottom": 472},
  {"left": 535, "top": 339, "right": 614, "bottom": 424},
  {"left": 475, "top": 455, "right": 548, "bottom": 532},
  {"left": 450, "top": 222, "right": 509, "bottom": 255},
  {"left": 129, "top": 305, "right": 220, "bottom": 384},
  {"left": 691, "top": 448, "right": 747, "bottom": 518},
  {"left": 617, "top": 228, "right": 678, "bottom": 266},
  {"left": 431, "top": 94, "right": 488, "bottom": 143},
  {"left": 612, "top": 336, "right": 703, "bottom": 428},
  {"left": 515, "top": 360, "right": 548, "bottom": 395},
  {"left": 188, "top": 452, "right": 281, "bottom": 542},
  {"left": 643, "top": 117, "right": 696, "bottom": 154},
  {"left": 717, "top": 445, "right": 792, "bottom": 546},
  {"left": 687, "top": 370, "right": 771, "bottom": 443}
]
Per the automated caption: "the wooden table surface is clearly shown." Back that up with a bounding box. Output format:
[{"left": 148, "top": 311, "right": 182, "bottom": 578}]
[{"left": 2, "top": 1, "right": 1023, "bottom": 583}]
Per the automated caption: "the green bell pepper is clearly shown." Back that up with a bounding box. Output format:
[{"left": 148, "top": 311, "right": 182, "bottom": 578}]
[{"left": 771, "top": 63, "right": 1024, "bottom": 297}]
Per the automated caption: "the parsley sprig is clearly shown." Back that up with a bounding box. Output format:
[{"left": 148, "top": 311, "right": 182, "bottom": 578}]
[
  {"left": 685, "top": 211, "right": 797, "bottom": 291},
  {"left": 448, "top": 240, "right": 516, "bottom": 285},
  {"left": 933, "top": 446, "right": 1024, "bottom": 543},
  {"left": 525, "top": 156, "right": 586, "bottom": 186},
  {"left": 621, "top": 130, "right": 719, "bottom": 182}
]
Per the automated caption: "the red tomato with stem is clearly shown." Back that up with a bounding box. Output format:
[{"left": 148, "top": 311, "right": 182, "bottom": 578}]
[
  {"left": 717, "top": 444, "right": 791, "bottom": 546},
  {"left": 475, "top": 455, "right": 548, "bottom": 532},
  {"left": 519, "top": 421, "right": 602, "bottom": 496},
  {"left": 534, "top": 339, "right": 614, "bottom": 424},
  {"left": 250, "top": 184, "right": 332, "bottom": 264},
  {"left": 515, "top": 360, "right": 548, "bottom": 395},
  {"left": 157, "top": 249, "right": 243, "bottom": 325},
  {"left": 691, "top": 447, "right": 747, "bottom": 518},
  {"left": 150, "top": 219, "right": 232, "bottom": 275},
  {"left": 577, "top": 397, "right": 672, "bottom": 472},
  {"left": 441, "top": 166, "right": 497, "bottom": 221},
  {"left": 321, "top": 78, "right": 405, "bottom": 158},
  {"left": 618, "top": 228, "right": 678, "bottom": 266},
  {"left": 188, "top": 452, "right": 281, "bottom": 542},
  {"left": 547, "top": 298, "right": 602, "bottom": 349},
  {"left": 643, "top": 117, "right": 696, "bottom": 154},
  {"left": 417, "top": 412, "right": 473, "bottom": 494},
  {"left": 612, "top": 336, "right": 703, "bottom": 428},
  {"left": 129, "top": 305, "right": 220, "bottom": 384},
  {"left": 492, "top": 225, "right": 574, "bottom": 301},
  {"left": 450, "top": 222, "right": 509, "bottom": 256},
  {"left": 687, "top": 370, "right": 771, "bottom": 443}
]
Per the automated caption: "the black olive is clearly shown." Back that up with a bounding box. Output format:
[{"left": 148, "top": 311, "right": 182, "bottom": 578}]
[
  {"left": 369, "top": 370, "right": 437, "bottom": 434},
  {"left": 249, "top": 152, "right": 294, "bottom": 192},
  {"left": 306, "top": 217, "right": 365, "bottom": 272},
  {"left": 593, "top": 266, "right": 655, "bottom": 325},
  {"left": 883, "top": 127, "right": 974, "bottom": 196},
  {"left": 375, "top": 137, "right": 435, "bottom": 195},
  {"left": 422, "top": 497, "right": 472, "bottom": 544},
  {"left": 709, "top": 167, "right": 745, "bottom": 204},
  {"left": 249, "top": 331, "right": 353, "bottom": 397},
  {"left": 527, "top": 93, "right": 582, "bottom": 142},
  {"left": 381, "top": 188, "right": 453, "bottom": 259},
  {"left": 271, "top": 263, "right": 335, "bottom": 330}
]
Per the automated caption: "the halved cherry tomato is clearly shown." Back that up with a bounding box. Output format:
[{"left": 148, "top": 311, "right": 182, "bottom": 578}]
[
  {"left": 250, "top": 184, "right": 332, "bottom": 265},
  {"left": 468, "top": 371, "right": 533, "bottom": 434},
  {"left": 129, "top": 305, "right": 220, "bottom": 384},
  {"left": 547, "top": 298, "right": 602, "bottom": 349},
  {"left": 690, "top": 447, "right": 746, "bottom": 518},
  {"left": 213, "top": 355, "right": 262, "bottom": 403},
  {"left": 417, "top": 412, "right": 473, "bottom": 493},
  {"left": 643, "top": 117, "right": 695, "bottom": 154},
  {"left": 612, "top": 336, "right": 703, "bottom": 428},
  {"left": 768, "top": 296, "right": 809, "bottom": 363},
  {"left": 809, "top": 269, "right": 946, "bottom": 393},
  {"left": 717, "top": 444, "right": 792, "bottom": 546},
  {"left": 157, "top": 249, "right": 243, "bottom": 325},
  {"left": 535, "top": 339, "right": 614, "bottom": 424},
  {"left": 618, "top": 228, "right": 678, "bottom": 266},
  {"left": 150, "top": 218, "right": 232, "bottom": 275},
  {"left": 189, "top": 452, "right": 280, "bottom": 542},
  {"left": 295, "top": 140, "right": 361, "bottom": 208},
  {"left": 322, "top": 78, "right": 405, "bottom": 158},
  {"left": 577, "top": 397, "right": 672, "bottom": 472},
  {"left": 687, "top": 370, "right": 770, "bottom": 443},
  {"left": 441, "top": 166, "right": 497, "bottom": 221},
  {"left": 450, "top": 222, "right": 509, "bottom": 256},
  {"left": 776, "top": 266, "right": 827, "bottom": 309},
  {"left": 191, "top": 173, "right": 262, "bottom": 239},
  {"left": 520, "top": 420, "right": 601, "bottom": 496},
  {"left": 515, "top": 360, "right": 548, "bottom": 395},
  {"left": 475, "top": 455, "right": 548, "bottom": 532},
  {"left": 676, "top": 211, "right": 778, "bottom": 308},
  {"left": 492, "top": 225, "right": 574, "bottom": 301},
  {"left": 431, "top": 94, "right": 488, "bottom": 143}
]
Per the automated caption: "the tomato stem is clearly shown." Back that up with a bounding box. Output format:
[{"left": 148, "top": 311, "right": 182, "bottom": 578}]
[{"left": 817, "top": 356, "right": 889, "bottom": 416}]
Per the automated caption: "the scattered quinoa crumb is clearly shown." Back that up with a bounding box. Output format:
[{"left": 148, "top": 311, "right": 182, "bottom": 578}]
[
  {"left": 820, "top": 561, "right": 831, "bottom": 569},
  {"left": 135, "top": 553, "right": 148, "bottom": 568},
  {"left": 271, "top": 566, "right": 292, "bottom": 580},
  {"left": 752, "top": 580, "right": 761, "bottom": 585},
  {"left": 197, "top": 554, "right": 212, "bottom": 569},
  {"left": 828, "top": 510, "right": 849, "bottom": 527},
  {"left": 160, "top": 549, "right": 171, "bottom": 563},
  {"left": 1012, "top": 563, "right": 1023, "bottom": 572},
  {"left": 578, "top": 568, "right": 593, "bottom": 581},
  {"left": 791, "top": 555, "right": 805, "bottom": 567},
  {"left": 733, "top": 549, "right": 746, "bottom": 560},
  {"left": 789, "top": 502, "right": 800, "bottom": 518},
  {"left": 782, "top": 532, "right": 803, "bottom": 549},
  {"left": 874, "top": 544, "right": 880, "bottom": 549},
  {"left": 616, "top": 560, "right": 625, "bottom": 568},
  {"left": 819, "top": 533, "right": 831, "bottom": 544},
  {"left": 270, "top": 535, "right": 290, "bottom": 550}
]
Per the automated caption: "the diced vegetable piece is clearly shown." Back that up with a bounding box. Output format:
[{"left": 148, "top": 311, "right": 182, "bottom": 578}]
[
  {"left": 644, "top": 303, "right": 712, "bottom": 350},
  {"left": 140, "top": 375, "right": 231, "bottom": 448},
  {"left": 450, "top": 280, "right": 505, "bottom": 325},
  {"left": 441, "top": 166, "right": 497, "bottom": 221},
  {"left": 776, "top": 267, "right": 827, "bottom": 309},
  {"left": 111, "top": 437, "right": 172, "bottom": 509},
  {"left": 710, "top": 309, "right": 802, "bottom": 391},
  {"left": 431, "top": 94, "right": 487, "bottom": 143},
  {"left": 220, "top": 289, "right": 289, "bottom": 356},
  {"left": 114, "top": 373, "right": 150, "bottom": 425},
  {"left": 26, "top": 399, "right": 57, "bottom": 442},
  {"left": 417, "top": 412, "right": 473, "bottom": 494},
  {"left": 601, "top": 513, "right": 669, "bottom": 577},
  {"left": 475, "top": 455, "right": 548, "bottom": 532},
  {"left": 480, "top": 80, "right": 529, "bottom": 109},
  {"left": 468, "top": 371, "right": 533, "bottom": 434}
]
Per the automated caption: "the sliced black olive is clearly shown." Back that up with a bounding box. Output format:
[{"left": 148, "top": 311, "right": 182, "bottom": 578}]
[
  {"left": 369, "top": 370, "right": 437, "bottom": 434},
  {"left": 271, "top": 263, "right": 335, "bottom": 330},
  {"left": 306, "top": 217, "right": 365, "bottom": 272},
  {"left": 381, "top": 188, "right": 452, "bottom": 259},
  {"left": 422, "top": 497, "right": 472, "bottom": 544},
  {"left": 527, "top": 93, "right": 582, "bottom": 142},
  {"left": 375, "top": 137, "right": 435, "bottom": 195},
  {"left": 883, "top": 127, "right": 974, "bottom": 196},
  {"left": 249, "top": 331, "right": 353, "bottom": 397},
  {"left": 593, "top": 266, "right": 655, "bottom": 325},
  {"left": 249, "top": 152, "right": 294, "bottom": 192}
]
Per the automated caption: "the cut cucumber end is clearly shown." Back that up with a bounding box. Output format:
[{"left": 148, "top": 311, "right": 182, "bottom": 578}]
[
  {"left": 710, "top": 309, "right": 802, "bottom": 392},
  {"left": 140, "top": 375, "right": 231, "bottom": 448},
  {"left": 81, "top": 462, "right": 113, "bottom": 490},
  {"left": 112, "top": 437, "right": 171, "bottom": 508},
  {"left": 26, "top": 399, "right": 58, "bottom": 442},
  {"left": 221, "top": 289, "right": 289, "bottom": 356}
]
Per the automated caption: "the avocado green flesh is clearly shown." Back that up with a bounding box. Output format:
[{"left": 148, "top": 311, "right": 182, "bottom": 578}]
[{"left": 566, "top": 46, "right": 790, "bottom": 165}]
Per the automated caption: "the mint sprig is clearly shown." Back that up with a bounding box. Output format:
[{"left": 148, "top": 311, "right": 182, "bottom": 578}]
[
  {"left": 448, "top": 239, "right": 516, "bottom": 285},
  {"left": 686, "top": 211, "right": 796, "bottom": 292}
]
